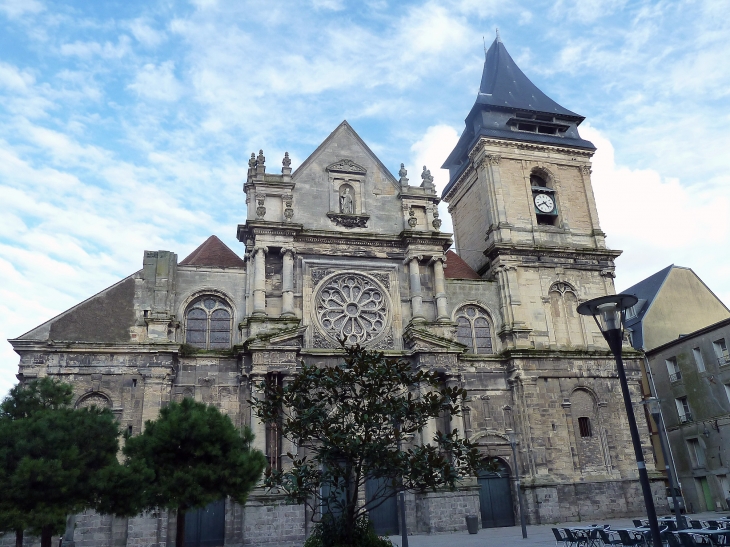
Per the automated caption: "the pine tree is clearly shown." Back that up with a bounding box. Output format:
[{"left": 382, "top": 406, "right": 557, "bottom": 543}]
[
  {"left": 0, "top": 378, "right": 124, "bottom": 547},
  {"left": 122, "top": 398, "right": 266, "bottom": 547}
]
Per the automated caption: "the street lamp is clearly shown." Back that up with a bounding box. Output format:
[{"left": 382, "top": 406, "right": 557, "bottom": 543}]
[
  {"left": 645, "top": 396, "right": 686, "bottom": 529},
  {"left": 506, "top": 428, "right": 528, "bottom": 539},
  {"left": 577, "top": 294, "right": 663, "bottom": 547}
]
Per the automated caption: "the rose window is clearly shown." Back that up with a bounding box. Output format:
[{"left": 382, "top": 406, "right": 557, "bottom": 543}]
[{"left": 315, "top": 273, "right": 389, "bottom": 345}]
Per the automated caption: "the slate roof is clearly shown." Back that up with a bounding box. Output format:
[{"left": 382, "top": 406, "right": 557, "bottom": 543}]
[
  {"left": 476, "top": 36, "right": 581, "bottom": 117},
  {"left": 180, "top": 235, "right": 246, "bottom": 268},
  {"left": 442, "top": 37, "right": 595, "bottom": 198},
  {"left": 444, "top": 250, "right": 481, "bottom": 279},
  {"left": 622, "top": 264, "right": 677, "bottom": 350}
]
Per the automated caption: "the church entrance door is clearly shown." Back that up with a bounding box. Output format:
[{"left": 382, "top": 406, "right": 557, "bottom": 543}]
[
  {"left": 184, "top": 499, "right": 225, "bottom": 547},
  {"left": 365, "top": 477, "right": 399, "bottom": 536},
  {"left": 478, "top": 460, "right": 515, "bottom": 528}
]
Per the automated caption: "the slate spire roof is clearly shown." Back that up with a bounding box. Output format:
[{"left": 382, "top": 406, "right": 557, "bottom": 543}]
[
  {"left": 442, "top": 36, "right": 595, "bottom": 196},
  {"left": 180, "top": 235, "right": 245, "bottom": 268},
  {"left": 476, "top": 37, "right": 581, "bottom": 117}
]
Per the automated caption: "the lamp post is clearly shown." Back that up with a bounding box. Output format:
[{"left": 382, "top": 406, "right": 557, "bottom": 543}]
[
  {"left": 506, "top": 428, "right": 528, "bottom": 539},
  {"left": 577, "top": 294, "right": 662, "bottom": 547},
  {"left": 645, "top": 396, "right": 686, "bottom": 530},
  {"left": 395, "top": 421, "right": 409, "bottom": 547}
]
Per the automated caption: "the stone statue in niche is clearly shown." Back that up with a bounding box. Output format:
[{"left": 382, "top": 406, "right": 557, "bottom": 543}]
[{"left": 340, "top": 186, "right": 354, "bottom": 214}]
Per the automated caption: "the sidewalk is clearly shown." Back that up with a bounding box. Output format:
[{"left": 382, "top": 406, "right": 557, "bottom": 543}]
[{"left": 386, "top": 511, "right": 730, "bottom": 547}]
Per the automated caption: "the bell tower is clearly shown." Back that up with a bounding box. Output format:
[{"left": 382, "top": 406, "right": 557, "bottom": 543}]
[{"left": 442, "top": 35, "right": 621, "bottom": 350}]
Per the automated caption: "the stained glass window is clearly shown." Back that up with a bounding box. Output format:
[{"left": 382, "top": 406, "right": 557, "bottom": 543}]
[
  {"left": 454, "top": 305, "right": 493, "bottom": 355},
  {"left": 185, "top": 297, "right": 232, "bottom": 349}
]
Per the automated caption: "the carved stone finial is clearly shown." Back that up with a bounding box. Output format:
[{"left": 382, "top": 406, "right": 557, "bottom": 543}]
[
  {"left": 257, "top": 149, "right": 265, "bottom": 165},
  {"left": 249, "top": 153, "right": 256, "bottom": 168},
  {"left": 283, "top": 152, "right": 291, "bottom": 167}
]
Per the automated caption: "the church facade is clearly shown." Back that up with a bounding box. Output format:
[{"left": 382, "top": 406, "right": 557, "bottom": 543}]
[{"left": 8, "top": 37, "right": 662, "bottom": 547}]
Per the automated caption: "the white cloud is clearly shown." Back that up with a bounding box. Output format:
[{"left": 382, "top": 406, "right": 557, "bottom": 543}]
[
  {"left": 583, "top": 124, "right": 730, "bottom": 304},
  {"left": 60, "top": 36, "right": 131, "bottom": 59},
  {"left": 0, "top": 0, "right": 43, "bottom": 18},
  {"left": 0, "top": 62, "right": 35, "bottom": 91},
  {"left": 409, "top": 124, "right": 460, "bottom": 239},
  {"left": 128, "top": 61, "right": 184, "bottom": 101},
  {"left": 129, "top": 18, "right": 166, "bottom": 47}
]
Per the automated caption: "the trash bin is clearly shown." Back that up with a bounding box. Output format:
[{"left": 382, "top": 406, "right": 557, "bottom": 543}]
[{"left": 465, "top": 515, "right": 479, "bottom": 534}]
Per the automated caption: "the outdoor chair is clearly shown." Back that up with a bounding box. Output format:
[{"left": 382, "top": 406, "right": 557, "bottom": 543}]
[
  {"left": 664, "top": 521, "right": 678, "bottom": 532},
  {"left": 564, "top": 528, "right": 584, "bottom": 547},
  {"left": 676, "top": 532, "right": 712, "bottom": 547},
  {"left": 618, "top": 529, "right": 648, "bottom": 547},
  {"left": 664, "top": 531, "right": 682, "bottom": 547},
  {"left": 690, "top": 521, "right": 703, "bottom": 530},
  {"left": 554, "top": 527, "right": 572, "bottom": 547},
  {"left": 598, "top": 528, "right": 622, "bottom": 547},
  {"left": 707, "top": 521, "right": 721, "bottom": 530},
  {"left": 635, "top": 520, "right": 646, "bottom": 527}
]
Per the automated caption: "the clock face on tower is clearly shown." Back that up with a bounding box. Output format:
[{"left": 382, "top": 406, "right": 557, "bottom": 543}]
[{"left": 534, "top": 193, "right": 555, "bottom": 214}]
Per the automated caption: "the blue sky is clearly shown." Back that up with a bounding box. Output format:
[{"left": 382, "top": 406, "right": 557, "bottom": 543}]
[{"left": 1, "top": 0, "right": 729, "bottom": 395}]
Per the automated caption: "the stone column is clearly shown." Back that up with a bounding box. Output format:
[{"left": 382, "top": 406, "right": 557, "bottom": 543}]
[
  {"left": 420, "top": 383, "right": 437, "bottom": 445},
  {"left": 281, "top": 248, "right": 295, "bottom": 317},
  {"left": 282, "top": 375, "right": 297, "bottom": 469},
  {"left": 431, "top": 256, "right": 449, "bottom": 322},
  {"left": 252, "top": 246, "right": 268, "bottom": 316},
  {"left": 408, "top": 255, "right": 425, "bottom": 322},
  {"left": 249, "top": 376, "right": 267, "bottom": 456}
]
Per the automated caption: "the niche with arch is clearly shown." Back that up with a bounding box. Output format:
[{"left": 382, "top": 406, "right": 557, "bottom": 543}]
[
  {"left": 76, "top": 392, "right": 112, "bottom": 410},
  {"left": 548, "top": 282, "right": 584, "bottom": 347},
  {"left": 570, "top": 388, "right": 608, "bottom": 472}
]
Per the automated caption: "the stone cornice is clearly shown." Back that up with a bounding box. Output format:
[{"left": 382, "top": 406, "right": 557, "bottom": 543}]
[
  {"left": 237, "top": 222, "right": 303, "bottom": 242},
  {"left": 9, "top": 340, "right": 180, "bottom": 353},
  {"left": 484, "top": 243, "right": 622, "bottom": 263}
]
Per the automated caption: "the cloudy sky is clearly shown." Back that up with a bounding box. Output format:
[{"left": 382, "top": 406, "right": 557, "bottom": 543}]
[{"left": 1, "top": 0, "right": 729, "bottom": 395}]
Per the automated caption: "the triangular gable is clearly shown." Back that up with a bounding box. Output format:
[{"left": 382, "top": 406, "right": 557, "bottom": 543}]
[
  {"left": 292, "top": 120, "right": 400, "bottom": 191},
  {"left": 180, "top": 235, "right": 245, "bottom": 268}
]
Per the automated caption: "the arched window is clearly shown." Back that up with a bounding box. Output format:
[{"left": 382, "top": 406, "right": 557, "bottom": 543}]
[
  {"left": 185, "top": 296, "right": 232, "bottom": 349},
  {"left": 455, "top": 305, "right": 493, "bottom": 354}
]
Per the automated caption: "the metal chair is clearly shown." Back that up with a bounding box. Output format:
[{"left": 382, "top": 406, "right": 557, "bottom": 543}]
[
  {"left": 635, "top": 520, "right": 646, "bottom": 527},
  {"left": 707, "top": 522, "right": 721, "bottom": 530},
  {"left": 599, "top": 528, "right": 622, "bottom": 547},
  {"left": 690, "top": 521, "right": 704, "bottom": 530},
  {"left": 564, "top": 528, "right": 584, "bottom": 547},
  {"left": 618, "top": 529, "right": 648, "bottom": 547},
  {"left": 664, "top": 531, "right": 682, "bottom": 547},
  {"left": 676, "top": 532, "right": 712, "bottom": 547},
  {"left": 554, "top": 528, "right": 572, "bottom": 547}
]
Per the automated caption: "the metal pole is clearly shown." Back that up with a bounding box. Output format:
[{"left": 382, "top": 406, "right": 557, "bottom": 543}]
[
  {"left": 612, "top": 343, "right": 663, "bottom": 547},
  {"left": 399, "top": 490, "right": 408, "bottom": 547},
  {"left": 396, "top": 423, "right": 408, "bottom": 547},
  {"left": 509, "top": 438, "right": 528, "bottom": 539},
  {"left": 651, "top": 408, "right": 686, "bottom": 530}
]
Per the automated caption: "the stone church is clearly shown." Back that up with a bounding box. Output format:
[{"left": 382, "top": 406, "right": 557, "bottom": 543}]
[{"left": 8, "top": 37, "right": 661, "bottom": 547}]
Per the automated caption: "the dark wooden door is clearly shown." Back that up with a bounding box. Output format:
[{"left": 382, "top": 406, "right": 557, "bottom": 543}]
[
  {"left": 365, "top": 477, "right": 399, "bottom": 536},
  {"left": 478, "top": 463, "right": 515, "bottom": 528},
  {"left": 185, "top": 499, "right": 225, "bottom": 547}
]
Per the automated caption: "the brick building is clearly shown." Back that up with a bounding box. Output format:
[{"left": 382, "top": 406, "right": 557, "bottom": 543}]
[{"left": 7, "top": 36, "right": 661, "bottom": 547}]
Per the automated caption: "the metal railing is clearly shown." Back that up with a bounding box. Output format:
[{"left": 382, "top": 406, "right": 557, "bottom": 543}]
[
  {"left": 669, "top": 371, "right": 682, "bottom": 382},
  {"left": 718, "top": 354, "right": 730, "bottom": 367}
]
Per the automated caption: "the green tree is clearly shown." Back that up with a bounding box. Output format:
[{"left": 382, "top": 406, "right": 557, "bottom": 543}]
[
  {"left": 122, "top": 398, "right": 266, "bottom": 547},
  {"left": 0, "top": 378, "right": 124, "bottom": 547},
  {"left": 251, "top": 344, "right": 494, "bottom": 547}
]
